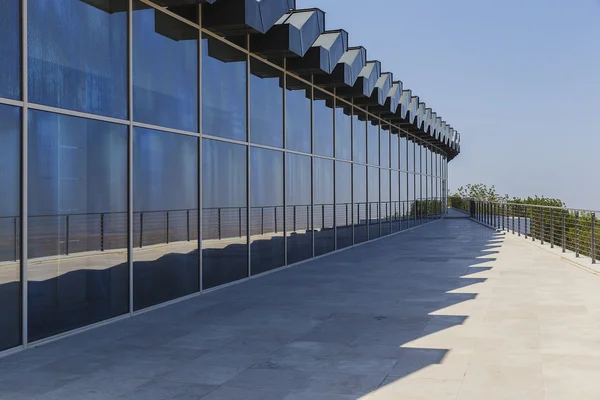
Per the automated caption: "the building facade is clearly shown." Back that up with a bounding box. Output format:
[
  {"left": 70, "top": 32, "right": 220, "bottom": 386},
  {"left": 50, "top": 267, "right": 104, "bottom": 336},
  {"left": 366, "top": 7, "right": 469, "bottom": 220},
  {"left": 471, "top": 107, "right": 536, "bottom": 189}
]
[{"left": 0, "top": 0, "right": 460, "bottom": 353}]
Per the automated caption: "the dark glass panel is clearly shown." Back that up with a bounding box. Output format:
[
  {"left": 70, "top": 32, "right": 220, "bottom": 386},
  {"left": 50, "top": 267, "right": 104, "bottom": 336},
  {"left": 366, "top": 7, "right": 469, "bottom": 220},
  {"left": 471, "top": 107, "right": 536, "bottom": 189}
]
[
  {"left": 400, "top": 136, "right": 407, "bottom": 172},
  {"left": 367, "top": 120, "right": 379, "bottom": 166},
  {"left": 380, "top": 169, "right": 391, "bottom": 236},
  {"left": 314, "top": 90, "right": 334, "bottom": 157},
  {"left": 133, "top": 4, "right": 198, "bottom": 132},
  {"left": 286, "top": 76, "right": 311, "bottom": 153},
  {"left": 202, "top": 36, "right": 246, "bottom": 141},
  {"left": 0, "top": 105, "right": 20, "bottom": 350},
  {"left": 0, "top": 0, "right": 20, "bottom": 100},
  {"left": 368, "top": 167, "right": 379, "bottom": 240},
  {"left": 314, "top": 157, "right": 334, "bottom": 256},
  {"left": 353, "top": 164, "right": 367, "bottom": 244},
  {"left": 352, "top": 109, "right": 366, "bottom": 163},
  {"left": 335, "top": 104, "right": 352, "bottom": 160},
  {"left": 286, "top": 153, "right": 312, "bottom": 264},
  {"left": 250, "top": 59, "right": 283, "bottom": 147},
  {"left": 28, "top": 110, "right": 128, "bottom": 341},
  {"left": 335, "top": 161, "right": 352, "bottom": 249},
  {"left": 250, "top": 147, "right": 284, "bottom": 275},
  {"left": 28, "top": 0, "right": 127, "bottom": 118},
  {"left": 391, "top": 170, "right": 400, "bottom": 232},
  {"left": 202, "top": 139, "right": 247, "bottom": 289},
  {"left": 380, "top": 125, "right": 390, "bottom": 168},
  {"left": 391, "top": 132, "right": 399, "bottom": 170},
  {"left": 133, "top": 127, "right": 198, "bottom": 311}
]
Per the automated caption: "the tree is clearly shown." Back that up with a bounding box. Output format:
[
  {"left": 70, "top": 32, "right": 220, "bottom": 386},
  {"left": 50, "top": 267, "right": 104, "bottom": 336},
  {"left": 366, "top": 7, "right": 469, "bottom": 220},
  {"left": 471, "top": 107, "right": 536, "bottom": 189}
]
[{"left": 453, "top": 183, "right": 508, "bottom": 202}]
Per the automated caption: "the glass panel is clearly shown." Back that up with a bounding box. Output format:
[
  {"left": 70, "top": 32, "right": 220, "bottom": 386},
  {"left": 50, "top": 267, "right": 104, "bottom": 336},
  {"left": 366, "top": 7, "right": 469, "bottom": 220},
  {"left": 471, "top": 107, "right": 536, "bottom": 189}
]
[
  {"left": 368, "top": 167, "right": 380, "bottom": 240},
  {"left": 335, "top": 161, "right": 352, "bottom": 249},
  {"left": 380, "top": 169, "right": 391, "bottom": 236},
  {"left": 202, "top": 139, "right": 247, "bottom": 289},
  {"left": 286, "top": 76, "right": 311, "bottom": 153},
  {"left": 391, "top": 132, "right": 399, "bottom": 170},
  {"left": 407, "top": 138, "right": 414, "bottom": 173},
  {"left": 28, "top": 0, "right": 127, "bottom": 118},
  {"left": 367, "top": 120, "right": 379, "bottom": 166},
  {"left": 250, "top": 59, "right": 283, "bottom": 147},
  {"left": 250, "top": 148, "right": 284, "bottom": 275},
  {"left": 0, "top": 105, "right": 20, "bottom": 350},
  {"left": 133, "top": 4, "right": 198, "bottom": 132},
  {"left": 314, "top": 90, "right": 334, "bottom": 157},
  {"left": 335, "top": 103, "right": 352, "bottom": 160},
  {"left": 380, "top": 125, "right": 390, "bottom": 168},
  {"left": 133, "top": 127, "right": 198, "bottom": 311},
  {"left": 391, "top": 170, "right": 400, "bottom": 232},
  {"left": 202, "top": 36, "right": 246, "bottom": 141},
  {"left": 400, "top": 136, "right": 407, "bottom": 171},
  {"left": 286, "top": 153, "right": 312, "bottom": 264},
  {"left": 0, "top": 0, "right": 20, "bottom": 100},
  {"left": 352, "top": 109, "right": 366, "bottom": 163},
  {"left": 28, "top": 110, "right": 128, "bottom": 341},
  {"left": 314, "top": 157, "right": 334, "bottom": 256},
  {"left": 408, "top": 173, "right": 415, "bottom": 227},
  {"left": 353, "top": 164, "right": 367, "bottom": 244},
  {"left": 400, "top": 170, "right": 408, "bottom": 229}
]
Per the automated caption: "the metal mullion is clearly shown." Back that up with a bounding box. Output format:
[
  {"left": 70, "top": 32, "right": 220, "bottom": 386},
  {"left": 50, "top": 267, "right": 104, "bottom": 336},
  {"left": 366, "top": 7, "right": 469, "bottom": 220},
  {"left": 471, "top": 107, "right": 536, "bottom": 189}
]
[
  {"left": 332, "top": 87, "right": 337, "bottom": 250},
  {"left": 246, "top": 34, "right": 252, "bottom": 277},
  {"left": 139, "top": 0, "right": 200, "bottom": 29},
  {"left": 365, "top": 106, "right": 369, "bottom": 240},
  {"left": 350, "top": 98, "right": 355, "bottom": 246},
  {"left": 21, "top": 0, "right": 29, "bottom": 348},
  {"left": 282, "top": 59, "right": 287, "bottom": 266},
  {"left": 131, "top": 120, "right": 200, "bottom": 138},
  {"left": 198, "top": 3, "right": 203, "bottom": 292},
  {"left": 310, "top": 74, "right": 315, "bottom": 258},
  {"left": 0, "top": 98, "right": 23, "bottom": 107},
  {"left": 127, "top": 0, "right": 134, "bottom": 314},
  {"left": 27, "top": 102, "right": 129, "bottom": 126}
]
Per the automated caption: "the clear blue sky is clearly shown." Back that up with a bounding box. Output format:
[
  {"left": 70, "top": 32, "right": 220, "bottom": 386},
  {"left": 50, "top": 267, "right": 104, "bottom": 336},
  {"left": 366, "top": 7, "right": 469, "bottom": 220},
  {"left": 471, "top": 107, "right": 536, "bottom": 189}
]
[{"left": 298, "top": 0, "right": 600, "bottom": 210}]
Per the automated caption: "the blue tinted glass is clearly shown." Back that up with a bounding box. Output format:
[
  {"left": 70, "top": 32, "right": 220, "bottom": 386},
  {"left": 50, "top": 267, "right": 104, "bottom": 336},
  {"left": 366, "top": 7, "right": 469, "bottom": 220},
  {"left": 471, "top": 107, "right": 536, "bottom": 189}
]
[
  {"left": 368, "top": 167, "right": 380, "bottom": 239},
  {"left": 133, "top": 5, "right": 198, "bottom": 132},
  {"left": 380, "top": 169, "right": 391, "bottom": 236},
  {"left": 400, "top": 137, "right": 407, "bottom": 171},
  {"left": 353, "top": 164, "right": 367, "bottom": 244},
  {"left": 335, "top": 161, "right": 352, "bottom": 249},
  {"left": 352, "top": 110, "right": 366, "bottom": 163},
  {"left": 0, "top": 0, "right": 20, "bottom": 100},
  {"left": 202, "top": 37, "right": 246, "bottom": 141},
  {"left": 391, "top": 132, "right": 399, "bottom": 170},
  {"left": 335, "top": 105, "right": 352, "bottom": 160},
  {"left": 28, "top": 0, "right": 127, "bottom": 118},
  {"left": 314, "top": 91, "right": 333, "bottom": 157},
  {"left": 286, "top": 153, "right": 312, "bottom": 264},
  {"left": 367, "top": 120, "right": 379, "bottom": 166},
  {"left": 202, "top": 139, "right": 248, "bottom": 289},
  {"left": 314, "top": 157, "right": 334, "bottom": 256},
  {"left": 380, "top": 126, "right": 390, "bottom": 168},
  {"left": 0, "top": 105, "right": 21, "bottom": 350},
  {"left": 408, "top": 138, "right": 414, "bottom": 172},
  {"left": 28, "top": 110, "right": 128, "bottom": 341},
  {"left": 250, "top": 59, "right": 283, "bottom": 147},
  {"left": 286, "top": 77, "right": 311, "bottom": 153},
  {"left": 250, "top": 148, "right": 284, "bottom": 274},
  {"left": 133, "top": 127, "right": 199, "bottom": 310}
]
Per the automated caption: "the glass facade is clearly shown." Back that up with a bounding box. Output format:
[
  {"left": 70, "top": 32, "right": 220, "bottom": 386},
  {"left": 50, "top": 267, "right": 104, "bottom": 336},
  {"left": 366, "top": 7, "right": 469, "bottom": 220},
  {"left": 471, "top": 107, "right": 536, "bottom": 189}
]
[{"left": 0, "top": 1, "right": 450, "bottom": 349}]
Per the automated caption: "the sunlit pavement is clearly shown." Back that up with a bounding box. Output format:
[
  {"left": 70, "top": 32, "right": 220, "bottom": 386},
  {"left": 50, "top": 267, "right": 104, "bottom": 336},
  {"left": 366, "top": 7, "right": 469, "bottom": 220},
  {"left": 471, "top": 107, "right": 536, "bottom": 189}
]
[{"left": 1, "top": 216, "right": 600, "bottom": 399}]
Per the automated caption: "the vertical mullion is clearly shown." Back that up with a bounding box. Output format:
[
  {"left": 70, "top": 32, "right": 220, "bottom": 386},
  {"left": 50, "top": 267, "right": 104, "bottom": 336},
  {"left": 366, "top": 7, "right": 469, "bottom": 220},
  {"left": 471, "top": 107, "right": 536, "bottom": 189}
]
[
  {"left": 350, "top": 98, "right": 354, "bottom": 246},
  {"left": 127, "top": 0, "right": 134, "bottom": 314},
  {"left": 332, "top": 87, "right": 337, "bottom": 250},
  {"left": 21, "top": 0, "right": 29, "bottom": 347},
  {"left": 282, "top": 60, "right": 287, "bottom": 265},
  {"left": 198, "top": 4, "right": 203, "bottom": 291},
  {"left": 246, "top": 34, "right": 251, "bottom": 277},
  {"left": 310, "top": 74, "right": 314, "bottom": 257}
]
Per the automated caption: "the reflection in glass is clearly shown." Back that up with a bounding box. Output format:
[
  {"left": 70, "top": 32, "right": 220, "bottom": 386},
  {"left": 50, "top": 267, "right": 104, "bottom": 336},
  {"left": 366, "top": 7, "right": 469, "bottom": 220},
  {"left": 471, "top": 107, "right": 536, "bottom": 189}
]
[
  {"left": 335, "top": 161, "right": 352, "bottom": 249},
  {"left": 380, "top": 169, "right": 391, "bottom": 236},
  {"left": 202, "top": 139, "right": 247, "bottom": 289},
  {"left": 286, "top": 154, "right": 312, "bottom": 264},
  {"left": 250, "top": 148, "right": 284, "bottom": 275},
  {"left": 28, "top": 110, "right": 128, "bottom": 341},
  {"left": 352, "top": 109, "right": 366, "bottom": 163},
  {"left": 250, "top": 59, "right": 283, "bottom": 147},
  {"left": 286, "top": 76, "right": 311, "bottom": 153},
  {"left": 400, "top": 170, "right": 408, "bottom": 228},
  {"left": 408, "top": 138, "right": 414, "bottom": 172},
  {"left": 391, "top": 132, "right": 399, "bottom": 170},
  {"left": 133, "top": 4, "right": 198, "bottom": 132},
  {"left": 314, "top": 90, "right": 334, "bottom": 157},
  {"left": 202, "top": 37, "right": 247, "bottom": 141},
  {"left": 133, "top": 127, "right": 198, "bottom": 311},
  {"left": 314, "top": 158, "right": 334, "bottom": 256},
  {"left": 0, "top": 105, "right": 20, "bottom": 350},
  {"left": 0, "top": 0, "right": 20, "bottom": 99},
  {"left": 408, "top": 172, "right": 415, "bottom": 228},
  {"left": 353, "top": 164, "right": 367, "bottom": 244},
  {"left": 368, "top": 167, "right": 380, "bottom": 239},
  {"left": 335, "top": 105, "right": 352, "bottom": 160},
  {"left": 28, "top": 0, "right": 127, "bottom": 118},
  {"left": 380, "top": 125, "right": 390, "bottom": 168},
  {"left": 367, "top": 120, "right": 379, "bottom": 166},
  {"left": 400, "top": 136, "right": 407, "bottom": 171},
  {"left": 391, "top": 170, "right": 400, "bottom": 232}
]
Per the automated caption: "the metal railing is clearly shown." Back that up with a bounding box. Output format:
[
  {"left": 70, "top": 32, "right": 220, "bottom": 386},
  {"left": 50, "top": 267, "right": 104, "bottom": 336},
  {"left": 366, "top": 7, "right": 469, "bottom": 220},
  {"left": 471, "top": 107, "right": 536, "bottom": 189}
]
[
  {"left": 467, "top": 199, "right": 598, "bottom": 264},
  {"left": 1, "top": 199, "right": 447, "bottom": 262}
]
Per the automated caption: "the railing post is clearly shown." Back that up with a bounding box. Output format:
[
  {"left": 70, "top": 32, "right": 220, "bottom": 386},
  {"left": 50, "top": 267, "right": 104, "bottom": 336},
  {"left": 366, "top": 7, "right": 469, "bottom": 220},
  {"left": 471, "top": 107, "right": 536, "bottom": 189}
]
[
  {"left": 550, "top": 209, "right": 554, "bottom": 248},
  {"left": 140, "top": 212, "right": 143, "bottom": 248},
  {"left": 592, "top": 213, "right": 596, "bottom": 264},
  {"left": 187, "top": 209, "right": 190, "bottom": 242},
  {"left": 575, "top": 211, "right": 579, "bottom": 257},
  {"left": 261, "top": 207, "right": 264, "bottom": 235},
  {"left": 306, "top": 205, "right": 309, "bottom": 231},
  {"left": 502, "top": 204, "right": 505, "bottom": 231},
  {"left": 239, "top": 208, "right": 242, "bottom": 238},
  {"left": 218, "top": 208, "right": 222, "bottom": 240},
  {"left": 65, "top": 215, "right": 70, "bottom": 256},
  {"left": 511, "top": 204, "right": 515, "bottom": 234},
  {"left": 518, "top": 206, "right": 521, "bottom": 237},
  {"left": 274, "top": 206, "right": 278, "bottom": 234},
  {"left": 166, "top": 211, "right": 169, "bottom": 244},
  {"left": 540, "top": 208, "right": 544, "bottom": 245},
  {"left": 100, "top": 213, "right": 105, "bottom": 251},
  {"left": 562, "top": 210, "right": 566, "bottom": 253},
  {"left": 346, "top": 203, "right": 349, "bottom": 227},
  {"left": 293, "top": 205, "right": 297, "bottom": 232},
  {"left": 322, "top": 204, "right": 325, "bottom": 230},
  {"left": 14, "top": 216, "right": 17, "bottom": 262}
]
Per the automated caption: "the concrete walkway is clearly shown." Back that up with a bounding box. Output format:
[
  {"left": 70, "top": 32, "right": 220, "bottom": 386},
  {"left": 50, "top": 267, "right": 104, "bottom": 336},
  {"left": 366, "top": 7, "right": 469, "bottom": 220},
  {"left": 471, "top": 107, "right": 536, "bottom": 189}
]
[{"left": 1, "top": 218, "right": 600, "bottom": 399}]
